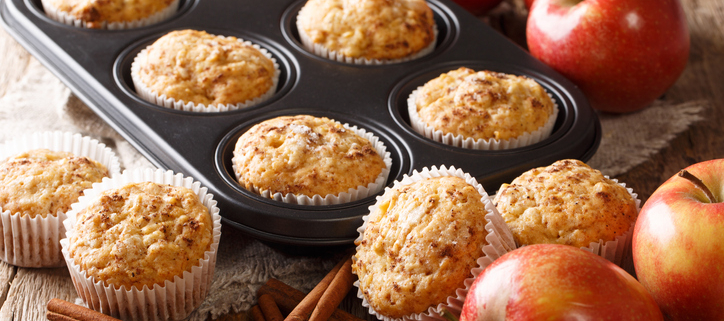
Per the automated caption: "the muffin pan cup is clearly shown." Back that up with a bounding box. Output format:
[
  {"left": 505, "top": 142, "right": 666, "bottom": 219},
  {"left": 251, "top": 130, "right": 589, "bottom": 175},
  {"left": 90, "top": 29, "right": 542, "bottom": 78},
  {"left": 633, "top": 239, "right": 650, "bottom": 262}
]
[{"left": 0, "top": 0, "right": 601, "bottom": 246}]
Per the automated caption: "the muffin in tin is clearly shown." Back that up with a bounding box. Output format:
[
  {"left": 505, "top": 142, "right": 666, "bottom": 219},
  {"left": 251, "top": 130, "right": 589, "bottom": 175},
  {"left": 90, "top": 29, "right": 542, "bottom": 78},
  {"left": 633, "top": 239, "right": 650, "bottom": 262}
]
[
  {"left": 61, "top": 168, "right": 222, "bottom": 321},
  {"left": 41, "top": 0, "right": 179, "bottom": 29},
  {"left": 352, "top": 165, "right": 516, "bottom": 321},
  {"left": 0, "top": 131, "right": 119, "bottom": 268},
  {"left": 296, "top": 0, "right": 437, "bottom": 64},
  {"left": 493, "top": 159, "right": 639, "bottom": 264},
  {"left": 408, "top": 67, "right": 558, "bottom": 150},
  {"left": 131, "top": 29, "right": 280, "bottom": 112},
  {"left": 232, "top": 115, "right": 391, "bottom": 205}
]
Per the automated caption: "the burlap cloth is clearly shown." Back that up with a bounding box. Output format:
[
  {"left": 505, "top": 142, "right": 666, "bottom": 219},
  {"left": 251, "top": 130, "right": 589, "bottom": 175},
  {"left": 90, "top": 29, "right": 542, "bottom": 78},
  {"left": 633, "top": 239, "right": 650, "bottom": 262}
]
[{"left": 0, "top": 50, "right": 708, "bottom": 321}]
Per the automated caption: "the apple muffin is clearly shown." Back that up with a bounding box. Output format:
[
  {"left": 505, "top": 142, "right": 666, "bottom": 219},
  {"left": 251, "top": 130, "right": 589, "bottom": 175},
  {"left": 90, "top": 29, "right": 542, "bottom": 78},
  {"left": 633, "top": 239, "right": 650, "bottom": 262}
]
[
  {"left": 232, "top": 115, "right": 389, "bottom": 203},
  {"left": 41, "top": 0, "right": 179, "bottom": 29},
  {"left": 493, "top": 159, "right": 638, "bottom": 249},
  {"left": 296, "top": 0, "right": 436, "bottom": 63},
  {"left": 67, "top": 181, "right": 214, "bottom": 290},
  {"left": 353, "top": 176, "right": 490, "bottom": 319},
  {"left": 0, "top": 149, "right": 109, "bottom": 218},
  {"left": 131, "top": 29, "right": 279, "bottom": 112},
  {"left": 408, "top": 67, "right": 557, "bottom": 149}
]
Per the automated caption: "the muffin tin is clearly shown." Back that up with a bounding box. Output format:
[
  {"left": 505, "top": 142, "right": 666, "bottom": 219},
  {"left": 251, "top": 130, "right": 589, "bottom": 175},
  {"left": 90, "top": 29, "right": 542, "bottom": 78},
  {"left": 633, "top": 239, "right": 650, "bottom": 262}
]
[{"left": 0, "top": 0, "right": 601, "bottom": 246}]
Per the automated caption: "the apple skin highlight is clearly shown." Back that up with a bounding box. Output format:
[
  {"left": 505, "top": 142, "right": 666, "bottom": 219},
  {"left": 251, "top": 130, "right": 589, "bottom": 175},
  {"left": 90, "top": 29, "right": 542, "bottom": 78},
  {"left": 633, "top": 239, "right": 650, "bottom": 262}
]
[
  {"left": 633, "top": 159, "right": 724, "bottom": 320},
  {"left": 526, "top": 0, "right": 690, "bottom": 113},
  {"left": 460, "top": 244, "right": 663, "bottom": 321}
]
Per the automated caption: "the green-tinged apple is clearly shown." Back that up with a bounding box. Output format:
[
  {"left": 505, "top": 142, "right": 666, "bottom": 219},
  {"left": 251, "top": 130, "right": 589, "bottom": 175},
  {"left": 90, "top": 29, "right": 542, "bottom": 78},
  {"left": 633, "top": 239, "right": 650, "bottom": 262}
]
[
  {"left": 633, "top": 159, "right": 724, "bottom": 320},
  {"left": 526, "top": 0, "right": 689, "bottom": 113},
  {"left": 460, "top": 244, "right": 663, "bottom": 321},
  {"left": 451, "top": 0, "right": 504, "bottom": 16}
]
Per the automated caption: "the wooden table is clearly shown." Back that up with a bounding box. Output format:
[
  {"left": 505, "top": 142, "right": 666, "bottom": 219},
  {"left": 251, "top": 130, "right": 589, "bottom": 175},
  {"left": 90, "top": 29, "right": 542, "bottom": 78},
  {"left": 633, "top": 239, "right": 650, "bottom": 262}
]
[{"left": 1, "top": 0, "right": 723, "bottom": 319}]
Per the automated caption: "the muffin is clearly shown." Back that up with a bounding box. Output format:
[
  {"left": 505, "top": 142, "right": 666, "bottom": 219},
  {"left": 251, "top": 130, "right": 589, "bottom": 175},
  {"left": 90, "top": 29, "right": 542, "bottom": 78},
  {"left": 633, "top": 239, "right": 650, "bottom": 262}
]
[
  {"left": 41, "top": 0, "right": 179, "bottom": 29},
  {"left": 61, "top": 168, "right": 222, "bottom": 321},
  {"left": 0, "top": 132, "right": 119, "bottom": 268},
  {"left": 408, "top": 67, "right": 558, "bottom": 150},
  {"left": 493, "top": 159, "right": 639, "bottom": 264},
  {"left": 352, "top": 166, "right": 516, "bottom": 321},
  {"left": 131, "top": 29, "right": 280, "bottom": 112},
  {"left": 296, "top": 0, "right": 437, "bottom": 64},
  {"left": 232, "top": 115, "right": 391, "bottom": 205}
]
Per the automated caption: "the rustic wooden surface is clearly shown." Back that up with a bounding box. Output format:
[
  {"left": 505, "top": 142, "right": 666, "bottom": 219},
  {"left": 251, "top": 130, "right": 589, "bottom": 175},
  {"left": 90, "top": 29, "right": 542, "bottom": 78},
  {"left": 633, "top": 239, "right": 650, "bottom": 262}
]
[{"left": 0, "top": 0, "right": 723, "bottom": 320}]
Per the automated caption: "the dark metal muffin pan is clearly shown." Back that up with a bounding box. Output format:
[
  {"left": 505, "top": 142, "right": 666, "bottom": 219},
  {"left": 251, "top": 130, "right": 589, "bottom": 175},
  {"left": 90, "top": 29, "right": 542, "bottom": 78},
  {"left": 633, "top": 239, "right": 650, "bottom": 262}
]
[{"left": 1, "top": 0, "right": 600, "bottom": 246}]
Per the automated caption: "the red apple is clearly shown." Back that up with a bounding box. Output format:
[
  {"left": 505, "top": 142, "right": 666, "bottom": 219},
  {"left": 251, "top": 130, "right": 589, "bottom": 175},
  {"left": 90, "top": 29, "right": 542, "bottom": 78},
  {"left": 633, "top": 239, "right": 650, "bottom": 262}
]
[
  {"left": 526, "top": 0, "right": 690, "bottom": 113},
  {"left": 451, "top": 0, "right": 504, "bottom": 16},
  {"left": 460, "top": 244, "right": 663, "bottom": 320},
  {"left": 524, "top": 0, "right": 535, "bottom": 10},
  {"left": 633, "top": 159, "right": 724, "bottom": 320}
]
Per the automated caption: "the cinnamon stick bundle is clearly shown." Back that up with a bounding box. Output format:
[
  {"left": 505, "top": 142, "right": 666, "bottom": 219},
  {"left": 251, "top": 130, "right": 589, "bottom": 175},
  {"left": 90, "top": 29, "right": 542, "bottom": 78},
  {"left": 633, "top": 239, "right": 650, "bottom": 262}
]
[
  {"left": 257, "top": 278, "right": 364, "bottom": 321},
  {"left": 47, "top": 298, "right": 120, "bottom": 321},
  {"left": 285, "top": 256, "right": 348, "bottom": 321},
  {"left": 309, "top": 257, "right": 355, "bottom": 321}
]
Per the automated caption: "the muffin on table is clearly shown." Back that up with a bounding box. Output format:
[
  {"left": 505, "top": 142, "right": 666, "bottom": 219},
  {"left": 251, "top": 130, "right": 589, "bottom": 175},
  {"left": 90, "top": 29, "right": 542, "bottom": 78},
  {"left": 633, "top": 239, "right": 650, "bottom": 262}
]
[
  {"left": 493, "top": 159, "right": 639, "bottom": 264},
  {"left": 408, "top": 67, "right": 558, "bottom": 150},
  {"left": 131, "top": 29, "right": 280, "bottom": 112},
  {"left": 352, "top": 166, "right": 516, "bottom": 320},
  {"left": 296, "top": 0, "right": 437, "bottom": 64},
  {"left": 0, "top": 132, "right": 118, "bottom": 268},
  {"left": 41, "top": 0, "right": 180, "bottom": 29},
  {"left": 232, "top": 115, "right": 391, "bottom": 205},
  {"left": 61, "top": 169, "right": 222, "bottom": 321}
]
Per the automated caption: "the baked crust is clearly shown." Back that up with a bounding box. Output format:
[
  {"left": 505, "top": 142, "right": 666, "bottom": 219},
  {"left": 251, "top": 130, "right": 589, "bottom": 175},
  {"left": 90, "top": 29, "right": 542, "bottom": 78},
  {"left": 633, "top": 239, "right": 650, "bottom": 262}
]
[
  {"left": 68, "top": 182, "right": 213, "bottom": 290},
  {"left": 353, "top": 176, "right": 489, "bottom": 318},
  {"left": 414, "top": 67, "right": 555, "bottom": 140},
  {"left": 493, "top": 159, "right": 637, "bottom": 248},
  {"left": 233, "top": 115, "right": 385, "bottom": 197},
  {"left": 297, "top": 0, "right": 435, "bottom": 60},
  {"left": 135, "top": 29, "right": 276, "bottom": 106},
  {"left": 45, "top": 0, "right": 176, "bottom": 28},
  {"left": 0, "top": 149, "right": 109, "bottom": 218}
]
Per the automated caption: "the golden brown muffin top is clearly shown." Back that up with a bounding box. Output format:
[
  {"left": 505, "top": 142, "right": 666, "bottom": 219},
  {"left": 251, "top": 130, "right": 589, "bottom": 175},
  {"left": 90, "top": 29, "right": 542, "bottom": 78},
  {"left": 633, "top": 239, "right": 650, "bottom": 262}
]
[
  {"left": 68, "top": 182, "right": 213, "bottom": 290},
  {"left": 297, "top": 0, "right": 435, "bottom": 60},
  {"left": 353, "top": 176, "right": 489, "bottom": 318},
  {"left": 46, "top": 0, "right": 176, "bottom": 28},
  {"left": 135, "top": 29, "right": 276, "bottom": 106},
  {"left": 0, "top": 149, "right": 109, "bottom": 218},
  {"left": 493, "top": 159, "right": 637, "bottom": 248},
  {"left": 414, "top": 67, "right": 555, "bottom": 140},
  {"left": 233, "top": 115, "right": 386, "bottom": 198}
]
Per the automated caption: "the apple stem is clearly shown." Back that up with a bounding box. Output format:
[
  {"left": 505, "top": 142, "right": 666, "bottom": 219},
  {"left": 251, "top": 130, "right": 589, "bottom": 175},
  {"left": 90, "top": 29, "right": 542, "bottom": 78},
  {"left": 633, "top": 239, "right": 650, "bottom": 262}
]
[{"left": 678, "top": 170, "right": 716, "bottom": 203}]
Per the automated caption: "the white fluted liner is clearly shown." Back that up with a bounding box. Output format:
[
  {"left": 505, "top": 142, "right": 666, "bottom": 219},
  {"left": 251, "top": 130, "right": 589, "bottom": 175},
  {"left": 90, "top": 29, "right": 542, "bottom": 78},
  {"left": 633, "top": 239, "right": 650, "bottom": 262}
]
[
  {"left": 131, "top": 35, "right": 280, "bottom": 113},
  {"left": 352, "top": 165, "right": 517, "bottom": 321},
  {"left": 60, "top": 168, "right": 222, "bottom": 321},
  {"left": 41, "top": 0, "right": 179, "bottom": 30},
  {"left": 407, "top": 88, "right": 558, "bottom": 150},
  {"left": 233, "top": 120, "right": 392, "bottom": 205},
  {"left": 0, "top": 131, "right": 120, "bottom": 268}
]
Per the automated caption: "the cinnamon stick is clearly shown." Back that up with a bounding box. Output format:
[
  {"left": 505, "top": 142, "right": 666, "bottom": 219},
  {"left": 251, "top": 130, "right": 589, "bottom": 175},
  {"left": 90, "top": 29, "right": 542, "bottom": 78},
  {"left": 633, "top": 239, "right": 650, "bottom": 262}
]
[
  {"left": 259, "top": 294, "right": 284, "bottom": 321},
  {"left": 47, "top": 298, "right": 120, "bottom": 321},
  {"left": 309, "top": 257, "right": 355, "bottom": 321},
  {"left": 251, "top": 305, "right": 266, "bottom": 321},
  {"left": 257, "top": 278, "right": 364, "bottom": 321},
  {"left": 285, "top": 255, "right": 349, "bottom": 321}
]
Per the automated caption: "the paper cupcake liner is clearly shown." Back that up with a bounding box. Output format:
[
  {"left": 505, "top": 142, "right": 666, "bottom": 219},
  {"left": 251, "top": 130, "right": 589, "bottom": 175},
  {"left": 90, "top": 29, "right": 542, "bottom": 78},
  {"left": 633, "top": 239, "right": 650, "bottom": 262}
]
[
  {"left": 41, "top": 0, "right": 179, "bottom": 30},
  {"left": 352, "top": 165, "right": 517, "bottom": 321},
  {"left": 296, "top": 15, "right": 438, "bottom": 65},
  {"left": 131, "top": 36, "right": 280, "bottom": 113},
  {"left": 579, "top": 177, "right": 641, "bottom": 269},
  {"left": 232, "top": 121, "right": 393, "bottom": 205},
  {"left": 0, "top": 131, "right": 121, "bottom": 268},
  {"left": 407, "top": 87, "right": 559, "bottom": 150},
  {"left": 60, "top": 168, "right": 222, "bottom": 321}
]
